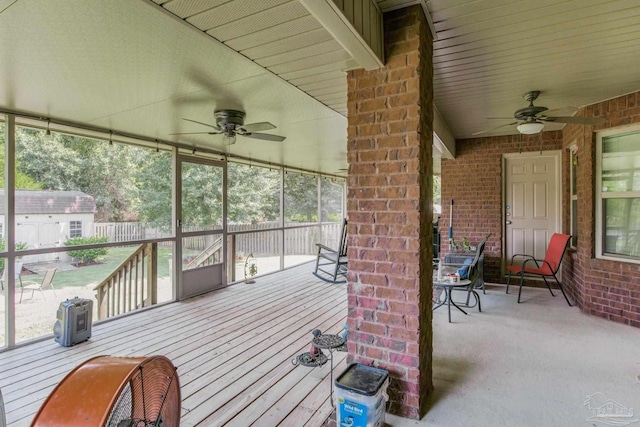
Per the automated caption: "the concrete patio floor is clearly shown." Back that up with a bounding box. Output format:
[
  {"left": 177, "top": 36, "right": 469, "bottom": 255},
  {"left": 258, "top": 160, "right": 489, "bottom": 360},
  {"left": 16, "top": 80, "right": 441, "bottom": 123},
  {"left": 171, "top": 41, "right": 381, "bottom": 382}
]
[{"left": 388, "top": 283, "right": 640, "bottom": 427}]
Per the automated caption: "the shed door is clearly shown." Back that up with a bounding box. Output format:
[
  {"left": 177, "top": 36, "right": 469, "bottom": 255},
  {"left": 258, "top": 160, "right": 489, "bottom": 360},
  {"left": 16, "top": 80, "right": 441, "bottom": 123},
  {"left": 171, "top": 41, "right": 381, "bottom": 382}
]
[
  {"left": 39, "top": 222, "right": 60, "bottom": 261},
  {"left": 504, "top": 151, "right": 561, "bottom": 271}
]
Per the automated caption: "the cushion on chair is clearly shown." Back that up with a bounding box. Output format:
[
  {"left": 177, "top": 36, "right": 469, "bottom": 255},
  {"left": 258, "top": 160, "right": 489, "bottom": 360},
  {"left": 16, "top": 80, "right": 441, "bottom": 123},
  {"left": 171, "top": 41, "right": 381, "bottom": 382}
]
[{"left": 456, "top": 258, "right": 474, "bottom": 279}]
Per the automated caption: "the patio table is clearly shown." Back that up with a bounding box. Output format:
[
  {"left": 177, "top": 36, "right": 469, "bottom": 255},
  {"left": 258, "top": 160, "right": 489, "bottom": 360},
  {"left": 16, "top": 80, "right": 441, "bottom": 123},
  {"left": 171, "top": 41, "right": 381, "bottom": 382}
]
[{"left": 432, "top": 278, "right": 472, "bottom": 323}]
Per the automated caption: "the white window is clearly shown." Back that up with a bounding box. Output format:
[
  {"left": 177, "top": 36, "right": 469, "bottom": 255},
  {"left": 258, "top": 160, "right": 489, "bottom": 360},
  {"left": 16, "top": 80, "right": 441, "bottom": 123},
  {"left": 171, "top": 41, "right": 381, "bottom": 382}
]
[
  {"left": 70, "top": 221, "right": 83, "bottom": 238},
  {"left": 570, "top": 144, "right": 578, "bottom": 248},
  {"left": 596, "top": 126, "right": 640, "bottom": 263}
]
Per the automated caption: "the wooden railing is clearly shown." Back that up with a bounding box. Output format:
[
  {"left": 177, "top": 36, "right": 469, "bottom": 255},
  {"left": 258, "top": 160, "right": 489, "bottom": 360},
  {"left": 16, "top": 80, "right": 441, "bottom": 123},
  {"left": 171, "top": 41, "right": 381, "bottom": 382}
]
[
  {"left": 186, "top": 236, "right": 223, "bottom": 269},
  {"left": 94, "top": 243, "right": 157, "bottom": 320}
]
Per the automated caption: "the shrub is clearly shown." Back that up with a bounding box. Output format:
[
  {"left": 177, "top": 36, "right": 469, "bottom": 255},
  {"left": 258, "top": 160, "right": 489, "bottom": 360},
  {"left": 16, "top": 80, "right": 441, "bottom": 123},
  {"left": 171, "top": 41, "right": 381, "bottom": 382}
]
[
  {"left": 64, "top": 236, "right": 108, "bottom": 264},
  {"left": 0, "top": 241, "right": 29, "bottom": 271}
]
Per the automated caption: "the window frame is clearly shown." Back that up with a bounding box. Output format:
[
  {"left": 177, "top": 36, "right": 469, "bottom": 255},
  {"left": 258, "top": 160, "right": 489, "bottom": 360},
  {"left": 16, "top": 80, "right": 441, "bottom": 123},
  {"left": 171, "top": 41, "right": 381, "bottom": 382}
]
[
  {"left": 69, "top": 220, "right": 83, "bottom": 238},
  {"left": 595, "top": 124, "right": 640, "bottom": 264},
  {"left": 569, "top": 143, "right": 578, "bottom": 248}
]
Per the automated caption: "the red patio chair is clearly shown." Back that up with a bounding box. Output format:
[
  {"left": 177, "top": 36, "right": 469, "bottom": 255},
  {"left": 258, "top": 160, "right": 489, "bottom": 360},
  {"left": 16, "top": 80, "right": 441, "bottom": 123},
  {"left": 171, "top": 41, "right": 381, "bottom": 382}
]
[{"left": 506, "top": 233, "right": 572, "bottom": 306}]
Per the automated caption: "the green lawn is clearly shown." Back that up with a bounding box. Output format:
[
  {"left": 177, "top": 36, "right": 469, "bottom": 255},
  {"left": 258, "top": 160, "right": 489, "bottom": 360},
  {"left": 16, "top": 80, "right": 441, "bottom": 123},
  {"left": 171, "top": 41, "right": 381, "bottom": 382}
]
[{"left": 25, "top": 245, "right": 173, "bottom": 289}]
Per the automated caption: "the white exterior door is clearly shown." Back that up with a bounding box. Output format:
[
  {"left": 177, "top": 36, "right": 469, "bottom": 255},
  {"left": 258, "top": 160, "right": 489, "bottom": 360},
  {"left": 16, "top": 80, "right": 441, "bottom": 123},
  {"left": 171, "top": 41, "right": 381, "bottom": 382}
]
[{"left": 504, "top": 151, "right": 561, "bottom": 270}]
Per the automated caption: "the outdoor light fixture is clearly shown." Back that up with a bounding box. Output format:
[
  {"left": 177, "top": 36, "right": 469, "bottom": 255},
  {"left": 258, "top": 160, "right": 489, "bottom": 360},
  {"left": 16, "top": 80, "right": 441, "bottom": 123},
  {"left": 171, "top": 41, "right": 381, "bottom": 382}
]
[
  {"left": 109, "top": 131, "right": 113, "bottom": 145},
  {"left": 517, "top": 121, "right": 544, "bottom": 135},
  {"left": 46, "top": 119, "right": 51, "bottom": 136}
]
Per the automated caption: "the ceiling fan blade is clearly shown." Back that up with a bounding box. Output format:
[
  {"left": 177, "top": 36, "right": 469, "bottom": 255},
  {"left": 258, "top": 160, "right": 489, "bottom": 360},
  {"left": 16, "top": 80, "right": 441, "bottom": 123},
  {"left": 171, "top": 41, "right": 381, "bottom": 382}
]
[
  {"left": 539, "top": 116, "right": 605, "bottom": 125},
  {"left": 182, "top": 118, "right": 220, "bottom": 130},
  {"left": 472, "top": 121, "right": 518, "bottom": 136},
  {"left": 240, "top": 121, "right": 276, "bottom": 132},
  {"left": 539, "top": 106, "right": 579, "bottom": 116},
  {"left": 169, "top": 131, "right": 222, "bottom": 135},
  {"left": 243, "top": 132, "right": 286, "bottom": 142}
]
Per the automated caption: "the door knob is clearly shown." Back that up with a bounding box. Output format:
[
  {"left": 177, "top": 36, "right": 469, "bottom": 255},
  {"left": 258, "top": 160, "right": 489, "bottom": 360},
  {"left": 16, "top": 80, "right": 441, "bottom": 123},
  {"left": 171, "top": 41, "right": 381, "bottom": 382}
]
[{"left": 506, "top": 220, "right": 512, "bottom": 225}]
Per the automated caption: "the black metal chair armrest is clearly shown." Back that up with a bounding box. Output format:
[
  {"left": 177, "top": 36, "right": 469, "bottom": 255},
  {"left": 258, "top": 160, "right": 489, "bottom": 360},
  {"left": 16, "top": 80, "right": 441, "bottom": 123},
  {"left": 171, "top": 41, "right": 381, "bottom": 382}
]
[
  {"left": 522, "top": 257, "right": 545, "bottom": 271},
  {"left": 509, "top": 253, "right": 537, "bottom": 264}
]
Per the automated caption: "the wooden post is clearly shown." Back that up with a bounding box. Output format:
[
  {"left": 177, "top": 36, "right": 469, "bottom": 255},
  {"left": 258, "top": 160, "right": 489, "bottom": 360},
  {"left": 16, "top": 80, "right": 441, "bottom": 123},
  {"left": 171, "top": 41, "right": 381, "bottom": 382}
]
[
  {"left": 148, "top": 242, "right": 158, "bottom": 305},
  {"left": 97, "top": 286, "right": 107, "bottom": 320}
]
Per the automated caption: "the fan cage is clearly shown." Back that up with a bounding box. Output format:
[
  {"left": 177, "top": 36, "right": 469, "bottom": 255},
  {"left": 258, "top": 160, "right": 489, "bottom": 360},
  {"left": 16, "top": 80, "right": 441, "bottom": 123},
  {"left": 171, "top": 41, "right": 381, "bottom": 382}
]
[
  {"left": 110, "top": 358, "right": 179, "bottom": 427},
  {"left": 31, "top": 355, "right": 181, "bottom": 427}
]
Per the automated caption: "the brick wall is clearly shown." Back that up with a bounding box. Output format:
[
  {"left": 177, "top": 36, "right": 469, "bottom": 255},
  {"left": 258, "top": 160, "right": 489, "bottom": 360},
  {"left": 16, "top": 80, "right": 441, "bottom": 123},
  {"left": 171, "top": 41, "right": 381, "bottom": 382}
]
[
  {"left": 440, "top": 132, "right": 563, "bottom": 283},
  {"left": 562, "top": 91, "right": 640, "bottom": 327},
  {"left": 441, "top": 91, "right": 640, "bottom": 328},
  {"left": 346, "top": 5, "right": 433, "bottom": 419}
]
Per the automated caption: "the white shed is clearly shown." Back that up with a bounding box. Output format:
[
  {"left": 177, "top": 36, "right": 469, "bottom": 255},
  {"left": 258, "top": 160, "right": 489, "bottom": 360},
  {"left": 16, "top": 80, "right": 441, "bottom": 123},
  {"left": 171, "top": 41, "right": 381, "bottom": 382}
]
[{"left": 0, "top": 190, "right": 96, "bottom": 262}]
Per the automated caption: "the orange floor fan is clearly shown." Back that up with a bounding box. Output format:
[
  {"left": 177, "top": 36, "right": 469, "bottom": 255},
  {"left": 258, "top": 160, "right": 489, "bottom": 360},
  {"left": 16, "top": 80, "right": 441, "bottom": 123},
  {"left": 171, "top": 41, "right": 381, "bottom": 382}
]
[{"left": 31, "top": 355, "right": 181, "bottom": 427}]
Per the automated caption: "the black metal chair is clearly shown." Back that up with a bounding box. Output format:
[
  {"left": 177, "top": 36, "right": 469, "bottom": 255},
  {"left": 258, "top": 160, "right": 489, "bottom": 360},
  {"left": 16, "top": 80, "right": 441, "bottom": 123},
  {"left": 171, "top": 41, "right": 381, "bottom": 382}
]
[
  {"left": 313, "top": 218, "right": 347, "bottom": 283},
  {"left": 506, "top": 233, "right": 572, "bottom": 305},
  {"left": 435, "top": 234, "right": 490, "bottom": 312}
]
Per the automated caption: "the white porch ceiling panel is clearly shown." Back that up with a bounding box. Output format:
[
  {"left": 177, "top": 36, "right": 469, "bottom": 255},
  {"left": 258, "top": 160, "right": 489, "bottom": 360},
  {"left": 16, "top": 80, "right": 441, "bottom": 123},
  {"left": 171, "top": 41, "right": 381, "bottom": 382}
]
[
  {"left": 155, "top": 0, "right": 355, "bottom": 116},
  {"left": 425, "top": 0, "right": 640, "bottom": 138},
  {"left": 2, "top": 0, "right": 640, "bottom": 178},
  {"left": 0, "top": 0, "right": 349, "bottom": 175}
]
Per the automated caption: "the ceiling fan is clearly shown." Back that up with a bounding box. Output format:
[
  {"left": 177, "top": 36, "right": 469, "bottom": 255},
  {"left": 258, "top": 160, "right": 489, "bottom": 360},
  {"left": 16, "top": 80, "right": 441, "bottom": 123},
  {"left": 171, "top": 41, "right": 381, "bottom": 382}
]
[
  {"left": 473, "top": 91, "right": 605, "bottom": 136},
  {"left": 171, "top": 109, "right": 286, "bottom": 144}
]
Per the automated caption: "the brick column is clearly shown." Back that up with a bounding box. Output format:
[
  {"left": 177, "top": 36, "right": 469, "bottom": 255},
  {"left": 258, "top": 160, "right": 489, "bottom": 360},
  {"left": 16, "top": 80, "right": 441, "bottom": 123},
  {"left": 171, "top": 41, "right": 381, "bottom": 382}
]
[{"left": 346, "top": 5, "right": 433, "bottom": 419}]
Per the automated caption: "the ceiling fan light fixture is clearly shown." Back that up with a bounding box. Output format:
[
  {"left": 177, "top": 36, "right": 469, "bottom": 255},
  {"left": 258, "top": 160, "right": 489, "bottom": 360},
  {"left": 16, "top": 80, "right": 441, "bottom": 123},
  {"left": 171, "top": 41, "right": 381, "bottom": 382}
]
[
  {"left": 517, "top": 121, "right": 544, "bottom": 135},
  {"left": 223, "top": 132, "right": 236, "bottom": 145}
]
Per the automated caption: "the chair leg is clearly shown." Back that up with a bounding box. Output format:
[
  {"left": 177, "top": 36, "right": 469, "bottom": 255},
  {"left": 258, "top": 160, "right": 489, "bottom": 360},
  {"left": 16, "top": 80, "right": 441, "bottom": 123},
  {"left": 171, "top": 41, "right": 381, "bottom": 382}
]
[
  {"left": 517, "top": 274, "right": 525, "bottom": 303},
  {"left": 472, "top": 290, "right": 481, "bottom": 312},
  {"left": 39, "top": 289, "right": 46, "bottom": 300},
  {"left": 553, "top": 274, "right": 573, "bottom": 306},
  {"left": 50, "top": 284, "right": 57, "bottom": 297},
  {"left": 506, "top": 271, "right": 512, "bottom": 294},
  {"left": 19, "top": 287, "right": 24, "bottom": 304},
  {"left": 542, "top": 277, "right": 555, "bottom": 297}
]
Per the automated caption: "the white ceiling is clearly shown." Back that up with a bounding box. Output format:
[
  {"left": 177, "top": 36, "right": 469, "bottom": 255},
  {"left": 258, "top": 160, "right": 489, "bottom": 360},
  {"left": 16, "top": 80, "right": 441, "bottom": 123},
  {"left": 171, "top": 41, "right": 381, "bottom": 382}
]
[{"left": 1, "top": 0, "right": 640, "bottom": 175}]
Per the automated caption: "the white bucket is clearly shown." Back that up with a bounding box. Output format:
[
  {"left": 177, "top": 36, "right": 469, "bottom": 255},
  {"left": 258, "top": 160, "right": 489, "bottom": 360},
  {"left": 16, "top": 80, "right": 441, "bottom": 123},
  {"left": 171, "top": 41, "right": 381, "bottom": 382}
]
[{"left": 335, "top": 363, "right": 389, "bottom": 427}]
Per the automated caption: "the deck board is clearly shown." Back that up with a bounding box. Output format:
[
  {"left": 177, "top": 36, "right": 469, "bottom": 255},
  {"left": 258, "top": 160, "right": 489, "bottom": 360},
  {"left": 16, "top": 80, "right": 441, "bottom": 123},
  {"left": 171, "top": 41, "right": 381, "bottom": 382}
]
[{"left": 0, "top": 263, "right": 348, "bottom": 426}]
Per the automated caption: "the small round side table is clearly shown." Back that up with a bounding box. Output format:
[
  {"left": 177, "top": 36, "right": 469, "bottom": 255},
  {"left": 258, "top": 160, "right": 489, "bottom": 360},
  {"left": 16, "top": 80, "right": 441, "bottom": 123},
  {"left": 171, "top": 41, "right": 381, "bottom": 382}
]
[{"left": 312, "top": 334, "right": 345, "bottom": 406}]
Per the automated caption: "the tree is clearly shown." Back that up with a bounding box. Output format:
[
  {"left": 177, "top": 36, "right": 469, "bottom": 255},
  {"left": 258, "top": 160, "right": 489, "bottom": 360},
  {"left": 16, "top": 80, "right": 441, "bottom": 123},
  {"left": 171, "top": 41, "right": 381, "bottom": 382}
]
[
  {"left": 227, "top": 163, "right": 280, "bottom": 223},
  {"left": 15, "top": 129, "right": 142, "bottom": 221},
  {"left": 0, "top": 128, "right": 44, "bottom": 189},
  {"left": 284, "top": 172, "right": 318, "bottom": 222},
  {"left": 433, "top": 175, "right": 441, "bottom": 205}
]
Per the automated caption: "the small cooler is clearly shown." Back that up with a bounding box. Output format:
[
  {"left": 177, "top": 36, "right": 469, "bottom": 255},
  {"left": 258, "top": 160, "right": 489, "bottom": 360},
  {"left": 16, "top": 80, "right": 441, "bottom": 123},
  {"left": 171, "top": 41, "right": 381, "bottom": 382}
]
[{"left": 335, "top": 363, "right": 389, "bottom": 427}]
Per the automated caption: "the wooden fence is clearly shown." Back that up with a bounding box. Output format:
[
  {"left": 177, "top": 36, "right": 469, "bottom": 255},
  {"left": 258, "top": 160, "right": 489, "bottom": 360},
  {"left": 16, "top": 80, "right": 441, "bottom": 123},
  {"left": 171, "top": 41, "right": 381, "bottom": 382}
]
[{"left": 93, "top": 221, "right": 343, "bottom": 256}]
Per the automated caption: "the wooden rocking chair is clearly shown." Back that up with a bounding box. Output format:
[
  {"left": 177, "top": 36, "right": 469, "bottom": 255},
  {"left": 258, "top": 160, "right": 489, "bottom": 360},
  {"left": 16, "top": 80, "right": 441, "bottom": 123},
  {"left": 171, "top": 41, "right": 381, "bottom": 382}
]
[{"left": 313, "top": 219, "right": 348, "bottom": 283}]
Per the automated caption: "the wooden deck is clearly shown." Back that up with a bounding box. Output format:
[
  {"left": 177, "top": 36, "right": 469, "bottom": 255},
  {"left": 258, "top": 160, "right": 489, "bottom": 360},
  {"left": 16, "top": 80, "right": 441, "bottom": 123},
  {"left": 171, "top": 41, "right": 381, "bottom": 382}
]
[{"left": 0, "top": 263, "right": 348, "bottom": 426}]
